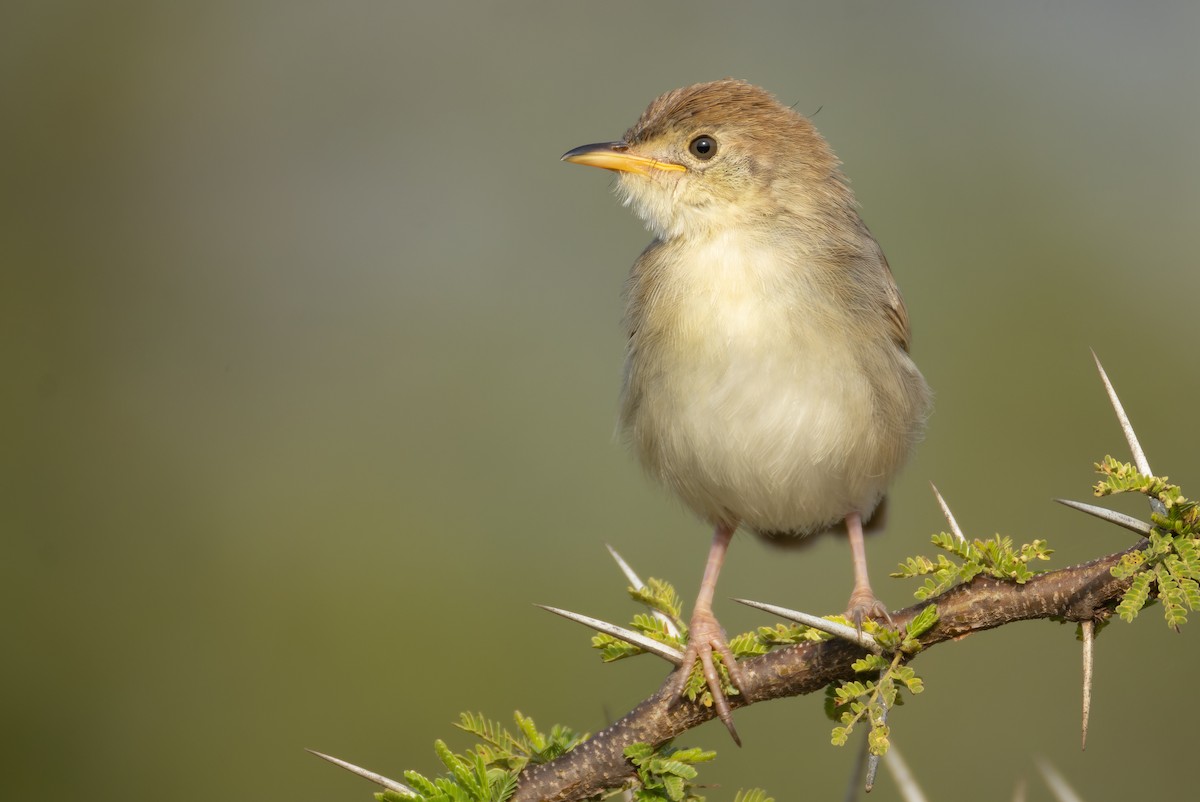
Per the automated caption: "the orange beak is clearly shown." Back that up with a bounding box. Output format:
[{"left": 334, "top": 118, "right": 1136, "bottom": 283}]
[{"left": 561, "top": 142, "right": 686, "bottom": 176}]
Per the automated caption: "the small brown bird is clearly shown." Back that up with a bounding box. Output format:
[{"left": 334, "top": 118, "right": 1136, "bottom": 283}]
[{"left": 562, "top": 79, "right": 931, "bottom": 743}]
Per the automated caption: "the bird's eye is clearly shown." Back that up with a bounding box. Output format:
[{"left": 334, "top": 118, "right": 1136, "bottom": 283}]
[{"left": 688, "top": 135, "right": 717, "bottom": 160}]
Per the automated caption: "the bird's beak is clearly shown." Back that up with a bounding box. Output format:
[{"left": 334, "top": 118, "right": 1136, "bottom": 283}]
[{"left": 561, "top": 142, "right": 686, "bottom": 176}]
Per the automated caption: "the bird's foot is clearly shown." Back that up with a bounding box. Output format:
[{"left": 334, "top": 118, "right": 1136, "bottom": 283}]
[
  {"left": 666, "top": 608, "right": 744, "bottom": 745},
  {"left": 845, "top": 588, "right": 891, "bottom": 632}
]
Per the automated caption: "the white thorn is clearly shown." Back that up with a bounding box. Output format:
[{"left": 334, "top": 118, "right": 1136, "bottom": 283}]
[
  {"left": 930, "top": 483, "right": 966, "bottom": 543},
  {"left": 1092, "top": 352, "right": 1168, "bottom": 520},
  {"left": 732, "top": 598, "right": 882, "bottom": 653},
  {"left": 1081, "top": 620, "right": 1094, "bottom": 751},
  {"left": 306, "top": 749, "right": 415, "bottom": 795},
  {"left": 1092, "top": 351, "right": 1153, "bottom": 476},
  {"left": 606, "top": 543, "right": 645, "bottom": 587},
  {"left": 1054, "top": 498, "right": 1153, "bottom": 536},
  {"left": 536, "top": 604, "right": 683, "bottom": 665},
  {"left": 1036, "top": 758, "right": 1086, "bottom": 802},
  {"left": 606, "top": 545, "right": 679, "bottom": 638},
  {"left": 883, "top": 741, "right": 929, "bottom": 802},
  {"left": 1011, "top": 777, "right": 1028, "bottom": 802}
]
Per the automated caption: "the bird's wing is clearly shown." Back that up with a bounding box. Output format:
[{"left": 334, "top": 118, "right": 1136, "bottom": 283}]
[
  {"left": 855, "top": 219, "right": 912, "bottom": 352},
  {"left": 878, "top": 250, "right": 913, "bottom": 352}
]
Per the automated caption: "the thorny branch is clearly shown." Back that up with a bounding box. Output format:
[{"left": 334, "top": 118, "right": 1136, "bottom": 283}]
[{"left": 512, "top": 543, "right": 1139, "bottom": 802}]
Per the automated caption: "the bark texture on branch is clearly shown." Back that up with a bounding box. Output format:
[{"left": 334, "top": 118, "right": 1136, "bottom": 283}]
[{"left": 512, "top": 543, "right": 1140, "bottom": 802}]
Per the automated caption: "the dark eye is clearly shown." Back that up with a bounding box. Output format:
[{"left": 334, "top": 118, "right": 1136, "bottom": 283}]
[{"left": 688, "top": 135, "right": 717, "bottom": 160}]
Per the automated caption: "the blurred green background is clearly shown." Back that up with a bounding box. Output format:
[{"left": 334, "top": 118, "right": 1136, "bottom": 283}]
[{"left": 3, "top": 2, "right": 1197, "bottom": 800}]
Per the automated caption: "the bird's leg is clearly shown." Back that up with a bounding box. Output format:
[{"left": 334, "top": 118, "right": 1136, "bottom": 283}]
[
  {"left": 666, "top": 522, "right": 744, "bottom": 745},
  {"left": 844, "top": 510, "right": 890, "bottom": 627}
]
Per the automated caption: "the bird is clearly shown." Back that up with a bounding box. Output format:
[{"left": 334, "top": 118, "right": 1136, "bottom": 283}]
[{"left": 561, "top": 79, "right": 931, "bottom": 744}]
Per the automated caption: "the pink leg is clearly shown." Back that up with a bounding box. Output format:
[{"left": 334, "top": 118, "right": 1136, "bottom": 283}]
[
  {"left": 667, "top": 522, "right": 744, "bottom": 745},
  {"left": 845, "top": 511, "right": 889, "bottom": 627}
]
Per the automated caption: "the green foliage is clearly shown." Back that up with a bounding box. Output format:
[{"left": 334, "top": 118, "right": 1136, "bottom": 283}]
[
  {"left": 824, "top": 611, "right": 934, "bottom": 755},
  {"left": 630, "top": 578, "right": 686, "bottom": 625},
  {"left": 592, "top": 577, "right": 863, "bottom": 666},
  {"left": 589, "top": 576, "right": 740, "bottom": 708},
  {"left": 625, "top": 742, "right": 716, "bottom": 802},
  {"left": 381, "top": 712, "right": 766, "bottom": 802},
  {"left": 1096, "top": 457, "right": 1200, "bottom": 631},
  {"left": 1114, "top": 567, "right": 1153, "bottom": 623},
  {"left": 892, "top": 531, "right": 1053, "bottom": 600},
  {"left": 378, "top": 740, "right": 515, "bottom": 802},
  {"left": 593, "top": 612, "right": 679, "bottom": 662},
  {"left": 826, "top": 650, "right": 923, "bottom": 756},
  {"left": 456, "top": 711, "right": 584, "bottom": 769},
  {"left": 592, "top": 579, "right": 689, "bottom": 661},
  {"left": 726, "top": 629, "right": 770, "bottom": 658},
  {"left": 749, "top": 621, "right": 831, "bottom": 647},
  {"left": 731, "top": 791, "right": 774, "bottom": 802},
  {"left": 678, "top": 651, "right": 741, "bottom": 709},
  {"left": 906, "top": 603, "right": 940, "bottom": 640},
  {"left": 379, "top": 713, "right": 587, "bottom": 802},
  {"left": 890, "top": 604, "right": 939, "bottom": 655}
]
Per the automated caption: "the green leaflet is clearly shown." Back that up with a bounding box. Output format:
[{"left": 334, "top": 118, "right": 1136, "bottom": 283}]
[
  {"left": 1096, "top": 458, "right": 1199, "bottom": 631},
  {"left": 892, "top": 532, "right": 1052, "bottom": 600}
]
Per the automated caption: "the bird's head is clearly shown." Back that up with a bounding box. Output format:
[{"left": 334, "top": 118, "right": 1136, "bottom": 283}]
[{"left": 562, "top": 79, "right": 854, "bottom": 242}]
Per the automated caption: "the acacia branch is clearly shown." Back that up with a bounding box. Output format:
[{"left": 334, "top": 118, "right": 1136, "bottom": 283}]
[{"left": 512, "top": 542, "right": 1141, "bottom": 802}]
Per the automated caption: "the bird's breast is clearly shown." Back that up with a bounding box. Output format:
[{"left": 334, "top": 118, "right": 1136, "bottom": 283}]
[
  {"left": 627, "top": 231, "right": 843, "bottom": 409},
  {"left": 640, "top": 232, "right": 813, "bottom": 353}
]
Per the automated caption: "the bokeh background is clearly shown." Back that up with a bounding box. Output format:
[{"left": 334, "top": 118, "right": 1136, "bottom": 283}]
[{"left": 4, "top": 2, "right": 1198, "bottom": 800}]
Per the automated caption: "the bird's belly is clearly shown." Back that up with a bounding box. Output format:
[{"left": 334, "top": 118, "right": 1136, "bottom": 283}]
[
  {"left": 634, "top": 370, "right": 883, "bottom": 531},
  {"left": 623, "top": 310, "right": 910, "bottom": 534}
]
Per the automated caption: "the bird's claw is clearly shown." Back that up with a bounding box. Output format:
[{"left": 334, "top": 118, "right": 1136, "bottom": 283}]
[
  {"left": 846, "top": 589, "right": 891, "bottom": 632},
  {"left": 666, "top": 609, "right": 744, "bottom": 746}
]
